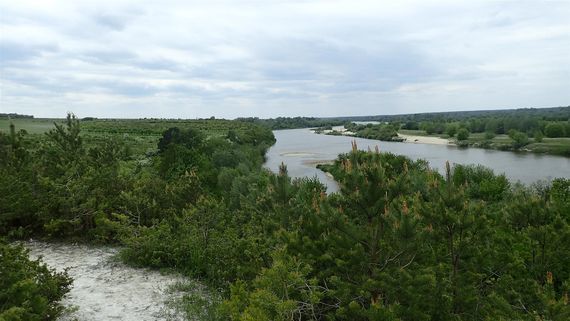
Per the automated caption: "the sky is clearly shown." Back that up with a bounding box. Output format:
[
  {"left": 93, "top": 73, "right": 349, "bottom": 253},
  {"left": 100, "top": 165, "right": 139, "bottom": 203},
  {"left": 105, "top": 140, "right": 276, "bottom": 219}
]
[{"left": 0, "top": 0, "right": 569, "bottom": 119}]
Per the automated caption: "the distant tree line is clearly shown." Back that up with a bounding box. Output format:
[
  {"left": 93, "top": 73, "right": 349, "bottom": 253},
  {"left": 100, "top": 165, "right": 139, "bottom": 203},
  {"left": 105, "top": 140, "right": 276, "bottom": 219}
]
[
  {"left": 400, "top": 116, "right": 570, "bottom": 138},
  {"left": 238, "top": 106, "right": 570, "bottom": 140},
  {"left": 336, "top": 106, "right": 570, "bottom": 123},
  {"left": 237, "top": 117, "right": 346, "bottom": 130},
  {"left": 0, "top": 113, "right": 34, "bottom": 119}
]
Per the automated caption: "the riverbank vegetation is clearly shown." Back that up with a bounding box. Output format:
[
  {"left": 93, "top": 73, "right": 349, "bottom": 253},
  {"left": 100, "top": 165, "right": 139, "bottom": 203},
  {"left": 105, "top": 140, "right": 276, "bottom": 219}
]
[
  {"left": 1, "top": 114, "right": 570, "bottom": 320},
  {"left": 342, "top": 122, "right": 404, "bottom": 142},
  {"left": 323, "top": 107, "right": 570, "bottom": 156},
  {"left": 401, "top": 107, "right": 570, "bottom": 156},
  {"left": 396, "top": 113, "right": 570, "bottom": 155}
]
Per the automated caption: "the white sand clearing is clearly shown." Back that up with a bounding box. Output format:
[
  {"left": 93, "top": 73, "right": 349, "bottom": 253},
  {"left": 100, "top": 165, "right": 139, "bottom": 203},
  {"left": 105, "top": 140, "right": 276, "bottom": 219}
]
[{"left": 24, "top": 241, "right": 197, "bottom": 321}]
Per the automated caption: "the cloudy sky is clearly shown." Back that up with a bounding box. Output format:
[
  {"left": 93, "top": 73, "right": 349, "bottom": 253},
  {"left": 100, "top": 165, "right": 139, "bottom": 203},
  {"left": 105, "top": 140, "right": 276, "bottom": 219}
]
[{"left": 0, "top": 0, "right": 569, "bottom": 119}]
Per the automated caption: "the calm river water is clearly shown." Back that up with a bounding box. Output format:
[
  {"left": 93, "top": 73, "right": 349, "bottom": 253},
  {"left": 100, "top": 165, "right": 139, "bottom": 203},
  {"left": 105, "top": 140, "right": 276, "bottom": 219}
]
[{"left": 264, "top": 128, "right": 570, "bottom": 193}]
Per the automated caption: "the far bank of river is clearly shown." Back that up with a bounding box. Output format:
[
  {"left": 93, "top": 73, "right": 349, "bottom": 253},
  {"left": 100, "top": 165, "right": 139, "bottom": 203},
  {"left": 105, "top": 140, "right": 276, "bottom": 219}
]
[{"left": 264, "top": 128, "right": 570, "bottom": 193}]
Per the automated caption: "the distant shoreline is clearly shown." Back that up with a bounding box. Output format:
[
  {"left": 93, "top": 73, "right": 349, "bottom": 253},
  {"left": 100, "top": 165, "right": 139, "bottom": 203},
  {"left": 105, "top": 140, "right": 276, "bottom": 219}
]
[
  {"left": 311, "top": 128, "right": 453, "bottom": 146},
  {"left": 397, "top": 133, "right": 453, "bottom": 146}
]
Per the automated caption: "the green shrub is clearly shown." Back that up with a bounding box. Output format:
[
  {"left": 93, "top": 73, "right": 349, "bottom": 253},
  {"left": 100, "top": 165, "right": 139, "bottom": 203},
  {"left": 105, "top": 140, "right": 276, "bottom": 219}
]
[
  {"left": 509, "top": 130, "right": 529, "bottom": 149},
  {"left": 456, "top": 128, "right": 470, "bottom": 141},
  {"left": 0, "top": 242, "right": 72, "bottom": 321},
  {"left": 484, "top": 131, "right": 496, "bottom": 140},
  {"left": 545, "top": 123, "right": 565, "bottom": 138},
  {"left": 446, "top": 124, "right": 458, "bottom": 137}
]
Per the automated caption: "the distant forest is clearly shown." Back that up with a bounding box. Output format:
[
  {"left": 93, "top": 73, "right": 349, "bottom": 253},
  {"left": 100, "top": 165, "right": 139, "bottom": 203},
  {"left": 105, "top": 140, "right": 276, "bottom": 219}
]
[
  {"left": 331, "top": 106, "right": 570, "bottom": 122},
  {"left": 239, "top": 106, "right": 570, "bottom": 129},
  {"left": 0, "top": 113, "right": 34, "bottom": 119}
]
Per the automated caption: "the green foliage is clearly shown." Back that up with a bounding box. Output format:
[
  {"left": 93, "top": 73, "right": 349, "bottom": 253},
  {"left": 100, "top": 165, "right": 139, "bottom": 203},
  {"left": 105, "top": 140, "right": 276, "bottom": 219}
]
[
  {"left": 456, "top": 128, "right": 470, "bottom": 141},
  {"left": 508, "top": 130, "right": 530, "bottom": 149},
  {"left": 158, "top": 127, "right": 205, "bottom": 153},
  {"left": 545, "top": 123, "right": 566, "bottom": 138},
  {"left": 401, "top": 121, "right": 419, "bottom": 130},
  {"left": 532, "top": 131, "right": 544, "bottom": 144},
  {"left": 446, "top": 124, "right": 458, "bottom": 137},
  {"left": 2, "top": 113, "right": 570, "bottom": 321},
  {"left": 343, "top": 123, "right": 399, "bottom": 141},
  {"left": 237, "top": 117, "right": 344, "bottom": 130},
  {"left": 225, "top": 148, "right": 570, "bottom": 320},
  {"left": 0, "top": 114, "right": 274, "bottom": 242},
  {"left": 452, "top": 164, "right": 510, "bottom": 201},
  {"left": 222, "top": 250, "right": 321, "bottom": 321},
  {"left": 0, "top": 242, "right": 72, "bottom": 321}
]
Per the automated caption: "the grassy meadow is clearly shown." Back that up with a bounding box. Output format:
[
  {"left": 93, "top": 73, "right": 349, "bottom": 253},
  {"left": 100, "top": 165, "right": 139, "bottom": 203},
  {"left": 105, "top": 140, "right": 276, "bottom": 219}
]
[{"left": 1, "top": 117, "right": 267, "bottom": 155}]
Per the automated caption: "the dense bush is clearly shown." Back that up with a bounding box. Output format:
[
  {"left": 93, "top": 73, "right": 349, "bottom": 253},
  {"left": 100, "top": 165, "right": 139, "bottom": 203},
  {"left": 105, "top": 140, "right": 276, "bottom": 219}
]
[
  {"left": 343, "top": 123, "right": 399, "bottom": 141},
  {"left": 456, "top": 128, "right": 470, "bottom": 141},
  {"left": 545, "top": 123, "right": 566, "bottom": 138},
  {"left": 0, "top": 242, "right": 72, "bottom": 321},
  {"left": 0, "top": 114, "right": 275, "bottom": 241},
  {"left": 509, "top": 130, "right": 530, "bottom": 149},
  {"left": 223, "top": 148, "right": 570, "bottom": 320}
]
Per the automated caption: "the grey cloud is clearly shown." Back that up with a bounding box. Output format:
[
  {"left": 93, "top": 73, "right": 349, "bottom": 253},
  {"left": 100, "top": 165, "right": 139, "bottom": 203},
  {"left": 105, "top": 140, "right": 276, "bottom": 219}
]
[
  {"left": 0, "top": 42, "right": 59, "bottom": 63},
  {"left": 1, "top": 1, "right": 569, "bottom": 118},
  {"left": 104, "top": 82, "right": 157, "bottom": 97},
  {"left": 91, "top": 7, "right": 146, "bottom": 32},
  {"left": 136, "top": 59, "right": 183, "bottom": 72},
  {"left": 94, "top": 13, "right": 127, "bottom": 30},
  {"left": 78, "top": 49, "right": 137, "bottom": 65}
]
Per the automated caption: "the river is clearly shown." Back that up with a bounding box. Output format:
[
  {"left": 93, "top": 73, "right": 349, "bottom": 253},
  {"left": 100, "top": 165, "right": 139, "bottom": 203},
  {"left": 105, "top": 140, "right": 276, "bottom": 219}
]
[{"left": 264, "top": 128, "right": 570, "bottom": 193}]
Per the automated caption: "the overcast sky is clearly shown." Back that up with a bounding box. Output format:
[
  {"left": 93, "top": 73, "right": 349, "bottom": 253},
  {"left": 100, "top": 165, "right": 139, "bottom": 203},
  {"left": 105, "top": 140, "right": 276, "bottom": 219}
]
[{"left": 0, "top": 0, "right": 569, "bottom": 119}]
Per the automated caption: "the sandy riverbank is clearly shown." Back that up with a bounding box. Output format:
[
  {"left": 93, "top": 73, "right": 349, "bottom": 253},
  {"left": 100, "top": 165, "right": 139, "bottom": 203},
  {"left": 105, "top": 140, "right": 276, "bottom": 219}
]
[
  {"left": 397, "top": 133, "right": 452, "bottom": 145},
  {"left": 310, "top": 128, "right": 452, "bottom": 146}
]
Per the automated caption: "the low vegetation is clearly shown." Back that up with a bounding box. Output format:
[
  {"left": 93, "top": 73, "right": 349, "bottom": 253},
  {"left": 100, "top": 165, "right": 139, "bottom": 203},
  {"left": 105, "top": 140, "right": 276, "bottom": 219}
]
[
  {"left": 0, "top": 242, "right": 72, "bottom": 321},
  {"left": 341, "top": 122, "right": 403, "bottom": 142}
]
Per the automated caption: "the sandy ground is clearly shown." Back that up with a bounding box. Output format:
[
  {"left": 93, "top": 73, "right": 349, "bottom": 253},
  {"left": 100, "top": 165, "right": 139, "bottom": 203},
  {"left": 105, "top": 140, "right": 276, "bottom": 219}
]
[
  {"left": 311, "top": 127, "right": 450, "bottom": 145},
  {"left": 24, "top": 241, "right": 195, "bottom": 321},
  {"left": 280, "top": 152, "right": 317, "bottom": 157},
  {"left": 397, "top": 133, "right": 452, "bottom": 145},
  {"left": 302, "top": 159, "right": 334, "bottom": 166},
  {"left": 311, "top": 126, "right": 356, "bottom": 136}
]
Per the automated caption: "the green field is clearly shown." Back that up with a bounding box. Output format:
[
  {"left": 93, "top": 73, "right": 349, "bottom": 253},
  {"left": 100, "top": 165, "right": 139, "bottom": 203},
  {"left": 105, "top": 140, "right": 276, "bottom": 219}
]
[
  {"left": 0, "top": 118, "right": 63, "bottom": 134},
  {"left": 1, "top": 117, "right": 270, "bottom": 155}
]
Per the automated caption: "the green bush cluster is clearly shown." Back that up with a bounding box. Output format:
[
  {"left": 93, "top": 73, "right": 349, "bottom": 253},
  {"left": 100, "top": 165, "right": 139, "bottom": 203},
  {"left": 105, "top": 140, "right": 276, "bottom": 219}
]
[
  {"left": 221, "top": 149, "right": 570, "bottom": 320},
  {"left": 343, "top": 123, "right": 399, "bottom": 141},
  {"left": 0, "top": 114, "right": 274, "bottom": 240},
  {"left": 0, "top": 242, "right": 72, "bottom": 321}
]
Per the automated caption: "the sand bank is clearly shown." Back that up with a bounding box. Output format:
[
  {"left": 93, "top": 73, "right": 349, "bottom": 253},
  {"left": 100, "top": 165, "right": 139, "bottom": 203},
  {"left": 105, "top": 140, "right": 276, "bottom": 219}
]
[{"left": 397, "top": 133, "right": 452, "bottom": 145}]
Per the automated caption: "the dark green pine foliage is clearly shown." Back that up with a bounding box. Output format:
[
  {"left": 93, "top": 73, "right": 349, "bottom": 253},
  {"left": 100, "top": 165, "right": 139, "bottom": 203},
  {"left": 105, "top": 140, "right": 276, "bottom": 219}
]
[{"left": 224, "top": 143, "right": 570, "bottom": 321}]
